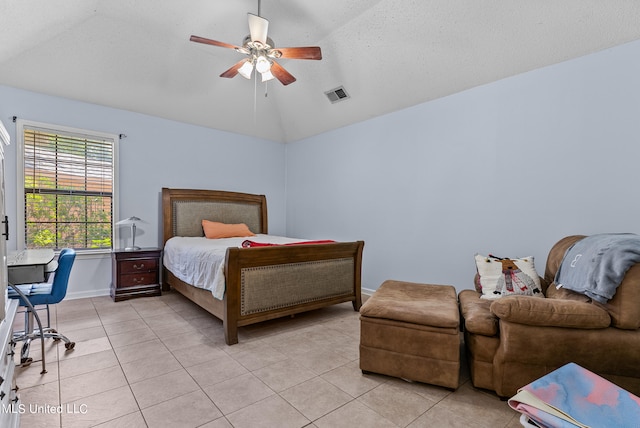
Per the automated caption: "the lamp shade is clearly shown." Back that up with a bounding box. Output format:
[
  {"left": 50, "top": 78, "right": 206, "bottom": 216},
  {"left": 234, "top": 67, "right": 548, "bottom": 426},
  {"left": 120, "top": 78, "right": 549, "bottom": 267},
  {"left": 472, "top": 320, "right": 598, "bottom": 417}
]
[
  {"left": 261, "top": 69, "right": 275, "bottom": 82},
  {"left": 255, "top": 55, "right": 271, "bottom": 73},
  {"left": 116, "top": 216, "right": 143, "bottom": 225},
  {"left": 116, "top": 216, "right": 144, "bottom": 250},
  {"left": 238, "top": 60, "right": 254, "bottom": 79}
]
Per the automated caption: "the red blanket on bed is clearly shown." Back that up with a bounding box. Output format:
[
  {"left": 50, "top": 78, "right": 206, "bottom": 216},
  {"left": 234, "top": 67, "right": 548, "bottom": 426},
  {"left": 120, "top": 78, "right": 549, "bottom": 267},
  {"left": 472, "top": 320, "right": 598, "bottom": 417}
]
[{"left": 241, "top": 239, "right": 335, "bottom": 248}]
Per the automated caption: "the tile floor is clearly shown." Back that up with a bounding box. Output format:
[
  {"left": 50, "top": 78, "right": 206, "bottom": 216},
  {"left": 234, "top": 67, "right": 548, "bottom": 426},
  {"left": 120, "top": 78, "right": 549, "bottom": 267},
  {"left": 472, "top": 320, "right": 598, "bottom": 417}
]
[{"left": 12, "top": 291, "right": 522, "bottom": 427}]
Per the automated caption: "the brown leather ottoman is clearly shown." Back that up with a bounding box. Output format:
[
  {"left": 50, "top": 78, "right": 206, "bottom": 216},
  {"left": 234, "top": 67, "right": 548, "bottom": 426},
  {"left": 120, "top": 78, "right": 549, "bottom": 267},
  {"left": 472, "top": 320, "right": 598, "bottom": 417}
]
[{"left": 359, "top": 280, "right": 460, "bottom": 389}]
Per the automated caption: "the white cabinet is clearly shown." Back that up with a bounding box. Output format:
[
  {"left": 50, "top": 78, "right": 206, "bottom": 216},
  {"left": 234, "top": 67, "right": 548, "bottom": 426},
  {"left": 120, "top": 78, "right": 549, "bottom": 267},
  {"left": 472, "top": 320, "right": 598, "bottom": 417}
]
[
  {"left": 0, "top": 119, "right": 8, "bottom": 321},
  {"left": 0, "top": 300, "right": 19, "bottom": 427},
  {"left": 0, "top": 120, "right": 19, "bottom": 427}
]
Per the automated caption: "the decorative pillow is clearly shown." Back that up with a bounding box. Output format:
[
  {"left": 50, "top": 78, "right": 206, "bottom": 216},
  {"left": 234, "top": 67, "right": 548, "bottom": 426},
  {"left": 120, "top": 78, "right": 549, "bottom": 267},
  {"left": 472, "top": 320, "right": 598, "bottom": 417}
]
[
  {"left": 474, "top": 254, "right": 543, "bottom": 300},
  {"left": 202, "top": 220, "right": 255, "bottom": 239}
]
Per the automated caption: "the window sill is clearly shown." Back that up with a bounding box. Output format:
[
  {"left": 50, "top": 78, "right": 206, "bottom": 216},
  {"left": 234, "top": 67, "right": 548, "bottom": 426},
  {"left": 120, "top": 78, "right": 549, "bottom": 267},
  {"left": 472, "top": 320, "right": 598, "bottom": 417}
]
[{"left": 72, "top": 249, "right": 113, "bottom": 260}]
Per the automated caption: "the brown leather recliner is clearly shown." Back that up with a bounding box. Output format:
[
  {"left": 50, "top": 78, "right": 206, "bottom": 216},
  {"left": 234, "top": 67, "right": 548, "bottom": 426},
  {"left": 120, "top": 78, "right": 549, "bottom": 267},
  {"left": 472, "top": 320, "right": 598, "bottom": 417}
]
[{"left": 459, "top": 235, "right": 640, "bottom": 398}]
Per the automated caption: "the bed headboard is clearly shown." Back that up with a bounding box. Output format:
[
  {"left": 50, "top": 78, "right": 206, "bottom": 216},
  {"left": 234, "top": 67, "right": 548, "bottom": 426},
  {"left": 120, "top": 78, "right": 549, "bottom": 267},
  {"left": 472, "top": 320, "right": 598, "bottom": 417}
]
[{"left": 162, "top": 188, "right": 268, "bottom": 245}]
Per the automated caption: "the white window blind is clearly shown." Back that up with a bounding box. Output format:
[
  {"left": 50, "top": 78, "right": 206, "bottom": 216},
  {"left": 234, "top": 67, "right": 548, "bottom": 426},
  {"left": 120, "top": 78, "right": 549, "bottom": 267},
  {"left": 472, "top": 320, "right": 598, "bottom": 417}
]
[{"left": 20, "top": 123, "right": 116, "bottom": 250}]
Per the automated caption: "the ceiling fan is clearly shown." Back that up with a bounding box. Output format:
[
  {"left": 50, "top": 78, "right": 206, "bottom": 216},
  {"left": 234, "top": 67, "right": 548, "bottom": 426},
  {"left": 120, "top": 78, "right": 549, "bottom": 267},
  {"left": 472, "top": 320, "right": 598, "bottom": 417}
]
[{"left": 190, "top": 1, "right": 322, "bottom": 86}]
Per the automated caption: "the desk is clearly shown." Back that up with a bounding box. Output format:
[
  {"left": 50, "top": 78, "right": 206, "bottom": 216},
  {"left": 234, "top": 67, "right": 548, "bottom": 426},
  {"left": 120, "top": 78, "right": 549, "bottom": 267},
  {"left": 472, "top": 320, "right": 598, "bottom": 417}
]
[{"left": 8, "top": 249, "right": 57, "bottom": 285}]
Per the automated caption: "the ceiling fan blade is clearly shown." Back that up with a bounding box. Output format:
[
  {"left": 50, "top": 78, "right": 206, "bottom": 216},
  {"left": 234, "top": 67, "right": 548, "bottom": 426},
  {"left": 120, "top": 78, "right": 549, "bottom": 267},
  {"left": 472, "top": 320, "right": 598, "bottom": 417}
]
[
  {"left": 219, "top": 59, "right": 248, "bottom": 79},
  {"left": 190, "top": 35, "right": 240, "bottom": 50},
  {"left": 270, "top": 61, "right": 296, "bottom": 86},
  {"left": 275, "top": 47, "right": 322, "bottom": 60},
  {"left": 248, "top": 13, "right": 269, "bottom": 44}
]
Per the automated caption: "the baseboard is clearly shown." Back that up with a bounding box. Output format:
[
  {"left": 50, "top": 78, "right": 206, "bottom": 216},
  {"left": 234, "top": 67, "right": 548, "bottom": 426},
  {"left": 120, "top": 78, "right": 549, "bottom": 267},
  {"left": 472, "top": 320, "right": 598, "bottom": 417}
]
[
  {"left": 66, "top": 286, "right": 376, "bottom": 302},
  {"left": 66, "top": 289, "right": 110, "bottom": 300},
  {"left": 361, "top": 286, "right": 375, "bottom": 297}
]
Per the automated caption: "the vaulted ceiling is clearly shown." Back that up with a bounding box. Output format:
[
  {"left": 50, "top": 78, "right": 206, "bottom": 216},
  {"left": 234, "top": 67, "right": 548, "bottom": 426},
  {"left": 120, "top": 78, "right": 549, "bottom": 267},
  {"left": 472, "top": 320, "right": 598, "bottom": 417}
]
[{"left": 2, "top": 1, "right": 640, "bottom": 143}]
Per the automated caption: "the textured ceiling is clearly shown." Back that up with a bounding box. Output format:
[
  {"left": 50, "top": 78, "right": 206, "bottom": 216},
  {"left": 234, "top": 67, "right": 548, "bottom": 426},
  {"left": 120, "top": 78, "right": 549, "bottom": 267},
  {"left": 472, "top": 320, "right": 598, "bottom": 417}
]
[{"left": 2, "top": 1, "right": 640, "bottom": 143}]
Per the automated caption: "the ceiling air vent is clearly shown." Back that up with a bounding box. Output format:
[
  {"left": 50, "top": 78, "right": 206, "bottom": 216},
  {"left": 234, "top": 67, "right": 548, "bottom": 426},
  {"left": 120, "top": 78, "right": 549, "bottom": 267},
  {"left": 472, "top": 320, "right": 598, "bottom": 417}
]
[{"left": 325, "top": 86, "right": 350, "bottom": 104}]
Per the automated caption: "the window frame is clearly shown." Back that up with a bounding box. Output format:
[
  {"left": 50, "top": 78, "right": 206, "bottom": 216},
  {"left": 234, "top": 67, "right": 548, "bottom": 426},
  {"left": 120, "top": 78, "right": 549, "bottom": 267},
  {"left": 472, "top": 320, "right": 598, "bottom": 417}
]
[{"left": 16, "top": 119, "right": 120, "bottom": 254}]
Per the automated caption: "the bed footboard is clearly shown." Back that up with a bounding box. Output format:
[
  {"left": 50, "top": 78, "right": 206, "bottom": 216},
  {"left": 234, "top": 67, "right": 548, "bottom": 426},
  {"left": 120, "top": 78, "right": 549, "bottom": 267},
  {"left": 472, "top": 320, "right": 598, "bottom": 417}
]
[{"left": 223, "top": 241, "right": 364, "bottom": 344}]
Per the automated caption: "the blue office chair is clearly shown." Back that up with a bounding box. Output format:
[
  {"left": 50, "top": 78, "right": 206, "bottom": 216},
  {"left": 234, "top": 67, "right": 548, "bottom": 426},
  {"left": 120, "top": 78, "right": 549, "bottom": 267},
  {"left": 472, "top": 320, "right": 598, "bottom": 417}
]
[{"left": 8, "top": 248, "right": 76, "bottom": 366}]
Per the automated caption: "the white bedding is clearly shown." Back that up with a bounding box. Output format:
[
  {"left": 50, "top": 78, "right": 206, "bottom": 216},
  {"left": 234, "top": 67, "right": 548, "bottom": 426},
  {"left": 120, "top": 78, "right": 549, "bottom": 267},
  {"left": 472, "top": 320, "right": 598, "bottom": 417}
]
[{"left": 163, "top": 234, "right": 309, "bottom": 299}]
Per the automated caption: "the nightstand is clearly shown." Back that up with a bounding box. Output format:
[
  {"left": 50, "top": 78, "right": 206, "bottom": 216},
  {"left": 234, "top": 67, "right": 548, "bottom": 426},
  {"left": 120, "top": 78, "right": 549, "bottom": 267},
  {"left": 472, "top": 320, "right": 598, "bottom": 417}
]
[{"left": 111, "top": 248, "right": 162, "bottom": 301}]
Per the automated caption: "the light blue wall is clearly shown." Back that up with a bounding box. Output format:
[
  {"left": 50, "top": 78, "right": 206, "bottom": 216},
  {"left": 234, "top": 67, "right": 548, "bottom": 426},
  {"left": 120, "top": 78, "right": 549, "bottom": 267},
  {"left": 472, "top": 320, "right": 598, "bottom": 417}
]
[
  {"left": 4, "top": 38, "right": 640, "bottom": 298},
  {"left": 285, "top": 39, "right": 640, "bottom": 293},
  {"left": 0, "top": 86, "right": 286, "bottom": 298}
]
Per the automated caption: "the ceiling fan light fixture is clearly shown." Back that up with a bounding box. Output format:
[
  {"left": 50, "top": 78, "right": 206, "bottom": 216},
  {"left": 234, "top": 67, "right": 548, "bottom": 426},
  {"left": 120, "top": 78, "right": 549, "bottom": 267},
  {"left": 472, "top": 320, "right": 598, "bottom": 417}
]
[
  {"left": 255, "top": 55, "right": 271, "bottom": 73},
  {"left": 238, "top": 59, "right": 254, "bottom": 79},
  {"left": 189, "top": 0, "right": 321, "bottom": 86},
  {"left": 261, "top": 69, "right": 275, "bottom": 82}
]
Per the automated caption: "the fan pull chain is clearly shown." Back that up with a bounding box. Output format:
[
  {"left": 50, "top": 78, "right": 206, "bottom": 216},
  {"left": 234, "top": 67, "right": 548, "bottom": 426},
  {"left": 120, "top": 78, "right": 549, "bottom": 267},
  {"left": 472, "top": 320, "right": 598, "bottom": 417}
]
[{"left": 253, "top": 71, "right": 258, "bottom": 123}]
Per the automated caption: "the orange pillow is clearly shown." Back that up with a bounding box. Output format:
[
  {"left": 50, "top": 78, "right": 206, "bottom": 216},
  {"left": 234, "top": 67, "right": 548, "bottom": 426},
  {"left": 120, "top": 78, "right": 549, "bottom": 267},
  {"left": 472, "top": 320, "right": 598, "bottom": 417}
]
[{"left": 202, "top": 220, "right": 255, "bottom": 239}]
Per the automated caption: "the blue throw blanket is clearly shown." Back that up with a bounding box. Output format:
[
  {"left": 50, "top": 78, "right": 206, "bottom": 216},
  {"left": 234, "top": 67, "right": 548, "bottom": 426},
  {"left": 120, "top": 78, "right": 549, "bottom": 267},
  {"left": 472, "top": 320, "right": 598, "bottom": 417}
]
[{"left": 555, "top": 233, "right": 640, "bottom": 303}]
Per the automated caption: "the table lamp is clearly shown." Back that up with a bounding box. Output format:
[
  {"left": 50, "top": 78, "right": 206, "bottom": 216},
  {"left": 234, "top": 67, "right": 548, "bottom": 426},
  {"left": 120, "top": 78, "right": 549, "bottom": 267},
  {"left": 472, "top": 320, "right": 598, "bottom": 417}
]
[{"left": 116, "top": 216, "right": 143, "bottom": 251}]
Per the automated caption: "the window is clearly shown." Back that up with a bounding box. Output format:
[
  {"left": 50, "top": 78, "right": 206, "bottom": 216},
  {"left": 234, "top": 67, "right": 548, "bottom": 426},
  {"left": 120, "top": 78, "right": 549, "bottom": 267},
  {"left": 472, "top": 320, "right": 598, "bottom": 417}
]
[{"left": 17, "top": 120, "right": 118, "bottom": 251}]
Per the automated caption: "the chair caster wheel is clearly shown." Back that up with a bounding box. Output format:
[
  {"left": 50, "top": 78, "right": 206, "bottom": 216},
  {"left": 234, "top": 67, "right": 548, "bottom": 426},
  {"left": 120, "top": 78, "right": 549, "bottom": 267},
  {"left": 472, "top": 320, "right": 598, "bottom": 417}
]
[
  {"left": 65, "top": 342, "right": 75, "bottom": 350},
  {"left": 20, "top": 357, "right": 33, "bottom": 367},
  {"left": 53, "top": 337, "right": 61, "bottom": 342}
]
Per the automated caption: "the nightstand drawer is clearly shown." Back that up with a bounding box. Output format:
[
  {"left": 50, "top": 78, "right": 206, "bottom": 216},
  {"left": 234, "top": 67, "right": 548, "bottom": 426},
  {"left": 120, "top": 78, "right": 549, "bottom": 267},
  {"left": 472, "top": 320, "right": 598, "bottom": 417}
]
[
  {"left": 119, "top": 272, "right": 158, "bottom": 287},
  {"left": 120, "top": 258, "right": 158, "bottom": 274}
]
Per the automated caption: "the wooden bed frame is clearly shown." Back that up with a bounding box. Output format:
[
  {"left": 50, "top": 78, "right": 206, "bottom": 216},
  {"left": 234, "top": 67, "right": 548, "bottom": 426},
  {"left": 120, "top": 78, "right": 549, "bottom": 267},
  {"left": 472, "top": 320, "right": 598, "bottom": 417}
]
[{"left": 162, "top": 188, "right": 364, "bottom": 345}]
